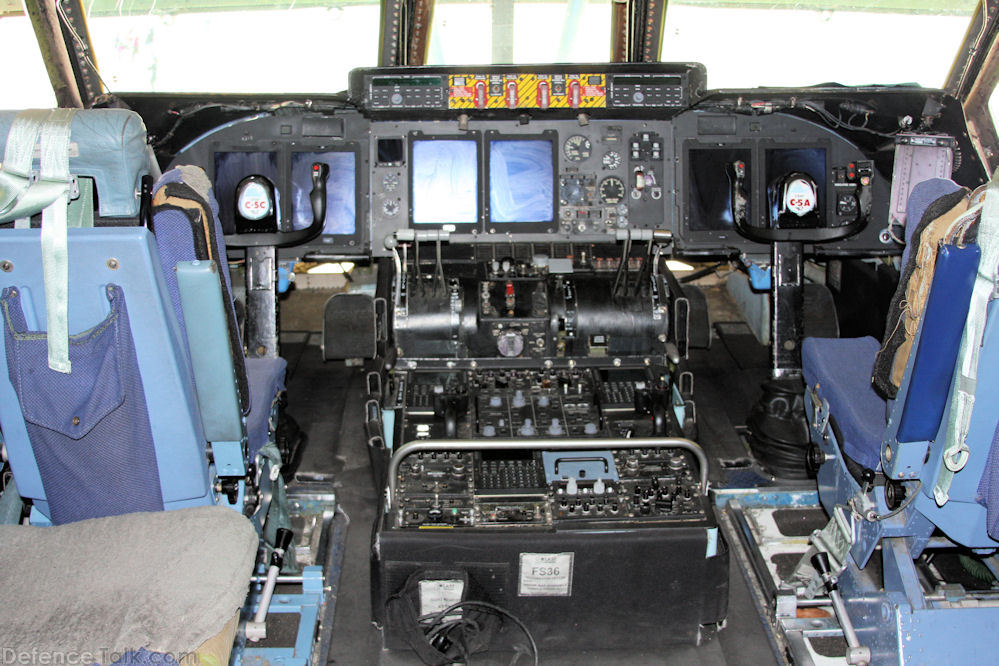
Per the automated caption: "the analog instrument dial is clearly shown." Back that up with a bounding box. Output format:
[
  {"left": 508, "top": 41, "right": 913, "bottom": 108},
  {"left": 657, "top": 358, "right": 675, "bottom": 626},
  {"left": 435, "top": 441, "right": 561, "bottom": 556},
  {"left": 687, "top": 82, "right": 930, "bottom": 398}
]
[
  {"left": 563, "top": 135, "right": 592, "bottom": 162},
  {"left": 599, "top": 176, "right": 626, "bottom": 205}
]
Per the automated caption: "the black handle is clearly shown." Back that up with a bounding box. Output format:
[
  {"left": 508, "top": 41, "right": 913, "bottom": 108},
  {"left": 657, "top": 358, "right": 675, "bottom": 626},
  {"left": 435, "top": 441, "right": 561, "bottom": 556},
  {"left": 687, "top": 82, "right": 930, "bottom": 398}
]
[
  {"left": 275, "top": 527, "right": 294, "bottom": 552},
  {"left": 268, "top": 527, "right": 295, "bottom": 568},
  {"left": 139, "top": 175, "right": 154, "bottom": 230},
  {"left": 810, "top": 551, "right": 837, "bottom": 593},
  {"left": 310, "top": 161, "right": 329, "bottom": 225},
  {"left": 860, "top": 468, "right": 876, "bottom": 493}
]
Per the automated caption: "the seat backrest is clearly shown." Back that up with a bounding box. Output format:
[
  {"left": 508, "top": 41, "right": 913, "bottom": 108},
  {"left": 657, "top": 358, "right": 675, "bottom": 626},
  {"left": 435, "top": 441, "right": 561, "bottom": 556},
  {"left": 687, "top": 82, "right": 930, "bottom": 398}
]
[
  {"left": 0, "top": 110, "right": 216, "bottom": 524},
  {"left": 880, "top": 181, "right": 999, "bottom": 550},
  {"left": 873, "top": 178, "right": 969, "bottom": 399},
  {"left": 894, "top": 244, "right": 979, "bottom": 444},
  {"left": 150, "top": 165, "right": 250, "bottom": 418},
  {"left": 146, "top": 165, "right": 290, "bottom": 543}
]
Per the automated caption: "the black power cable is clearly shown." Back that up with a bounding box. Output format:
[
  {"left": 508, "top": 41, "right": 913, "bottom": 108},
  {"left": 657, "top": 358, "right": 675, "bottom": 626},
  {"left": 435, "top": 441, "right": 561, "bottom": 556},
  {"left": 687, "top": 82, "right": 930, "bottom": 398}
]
[{"left": 419, "top": 600, "right": 539, "bottom": 666}]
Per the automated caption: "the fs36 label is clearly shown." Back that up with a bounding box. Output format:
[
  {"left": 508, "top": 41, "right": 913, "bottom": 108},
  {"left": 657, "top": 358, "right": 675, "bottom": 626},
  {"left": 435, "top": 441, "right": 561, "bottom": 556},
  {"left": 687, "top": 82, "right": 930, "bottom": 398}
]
[{"left": 518, "top": 552, "right": 574, "bottom": 596}]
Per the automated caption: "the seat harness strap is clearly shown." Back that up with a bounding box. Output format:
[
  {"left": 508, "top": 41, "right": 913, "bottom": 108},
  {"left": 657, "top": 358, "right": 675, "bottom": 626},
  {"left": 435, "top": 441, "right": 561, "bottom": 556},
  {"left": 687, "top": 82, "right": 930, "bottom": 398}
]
[{"left": 936, "top": 172, "right": 999, "bottom": 505}]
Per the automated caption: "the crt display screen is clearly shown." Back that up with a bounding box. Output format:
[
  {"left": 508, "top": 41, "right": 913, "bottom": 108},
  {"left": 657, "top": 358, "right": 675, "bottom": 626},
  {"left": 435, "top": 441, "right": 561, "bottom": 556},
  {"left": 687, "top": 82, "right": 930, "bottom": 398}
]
[
  {"left": 687, "top": 147, "right": 752, "bottom": 232},
  {"left": 290, "top": 151, "right": 356, "bottom": 235},
  {"left": 488, "top": 139, "right": 554, "bottom": 223},
  {"left": 411, "top": 139, "right": 478, "bottom": 225},
  {"left": 377, "top": 137, "right": 404, "bottom": 165}
]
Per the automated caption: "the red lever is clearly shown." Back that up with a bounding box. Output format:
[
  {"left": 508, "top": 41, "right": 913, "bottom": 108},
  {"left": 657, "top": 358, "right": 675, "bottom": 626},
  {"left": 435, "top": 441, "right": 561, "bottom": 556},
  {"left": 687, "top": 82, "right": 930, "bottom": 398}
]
[{"left": 505, "top": 281, "right": 516, "bottom": 309}]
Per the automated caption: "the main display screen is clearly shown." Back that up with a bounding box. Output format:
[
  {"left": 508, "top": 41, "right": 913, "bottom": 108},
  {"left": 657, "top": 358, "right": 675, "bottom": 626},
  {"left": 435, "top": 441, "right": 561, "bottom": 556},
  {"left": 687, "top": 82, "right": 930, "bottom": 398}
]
[
  {"left": 411, "top": 139, "right": 478, "bottom": 225},
  {"left": 488, "top": 139, "right": 555, "bottom": 224}
]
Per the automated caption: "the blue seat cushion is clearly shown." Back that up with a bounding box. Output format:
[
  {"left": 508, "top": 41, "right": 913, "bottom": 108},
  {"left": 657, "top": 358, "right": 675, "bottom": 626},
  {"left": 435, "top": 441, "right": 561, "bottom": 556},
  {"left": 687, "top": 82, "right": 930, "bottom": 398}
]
[
  {"left": 802, "top": 336, "right": 886, "bottom": 470},
  {"left": 245, "top": 356, "right": 287, "bottom": 457}
]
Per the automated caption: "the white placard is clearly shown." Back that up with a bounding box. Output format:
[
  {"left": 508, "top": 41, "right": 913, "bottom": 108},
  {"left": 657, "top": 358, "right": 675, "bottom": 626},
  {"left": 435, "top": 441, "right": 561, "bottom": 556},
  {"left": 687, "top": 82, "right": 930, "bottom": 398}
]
[
  {"left": 784, "top": 177, "right": 817, "bottom": 217},
  {"left": 518, "top": 552, "right": 574, "bottom": 597},
  {"left": 418, "top": 579, "right": 464, "bottom": 620}
]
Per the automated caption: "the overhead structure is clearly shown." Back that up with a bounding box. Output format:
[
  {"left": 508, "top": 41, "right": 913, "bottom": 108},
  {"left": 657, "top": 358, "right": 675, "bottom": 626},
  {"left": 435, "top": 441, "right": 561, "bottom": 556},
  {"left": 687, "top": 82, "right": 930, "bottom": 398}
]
[
  {"left": 949, "top": 0, "right": 999, "bottom": 171},
  {"left": 22, "top": 0, "right": 101, "bottom": 108},
  {"left": 52, "top": 0, "right": 103, "bottom": 107},
  {"left": 379, "top": 0, "right": 435, "bottom": 66},
  {"left": 22, "top": 0, "right": 83, "bottom": 107},
  {"left": 612, "top": 0, "right": 666, "bottom": 62}
]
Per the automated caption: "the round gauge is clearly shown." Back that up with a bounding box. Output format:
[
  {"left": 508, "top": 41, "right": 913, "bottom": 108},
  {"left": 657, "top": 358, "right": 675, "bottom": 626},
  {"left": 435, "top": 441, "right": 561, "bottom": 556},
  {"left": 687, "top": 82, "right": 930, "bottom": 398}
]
[
  {"left": 236, "top": 179, "right": 273, "bottom": 221},
  {"left": 599, "top": 176, "right": 625, "bottom": 204},
  {"left": 602, "top": 151, "right": 622, "bottom": 170},
  {"left": 497, "top": 331, "right": 525, "bottom": 358},
  {"left": 382, "top": 199, "right": 400, "bottom": 217},
  {"left": 382, "top": 172, "right": 399, "bottom": 192},
  {"left": 563, "top": 135, "right": 592, "bottom": 162}
]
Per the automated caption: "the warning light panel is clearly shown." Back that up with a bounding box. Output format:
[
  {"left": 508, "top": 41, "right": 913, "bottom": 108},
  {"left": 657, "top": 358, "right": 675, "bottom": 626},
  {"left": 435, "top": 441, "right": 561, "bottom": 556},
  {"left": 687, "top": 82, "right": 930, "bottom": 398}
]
[
  {"left": 351, "top": 64, "right": 705, "bottom": 116},
  {"left": 448, "top": 73, "right": 606, "bottom": 110}
]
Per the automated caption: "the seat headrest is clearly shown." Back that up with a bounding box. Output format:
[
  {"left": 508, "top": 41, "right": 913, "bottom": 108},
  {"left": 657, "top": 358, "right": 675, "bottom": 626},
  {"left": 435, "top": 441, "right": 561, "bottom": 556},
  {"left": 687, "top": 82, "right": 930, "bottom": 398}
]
[
  {"left": 0, "top": 109, "right": 154, "bottom": 218},
  {"left": 902, "top": 178, "right": 964, "bottom": 265}
]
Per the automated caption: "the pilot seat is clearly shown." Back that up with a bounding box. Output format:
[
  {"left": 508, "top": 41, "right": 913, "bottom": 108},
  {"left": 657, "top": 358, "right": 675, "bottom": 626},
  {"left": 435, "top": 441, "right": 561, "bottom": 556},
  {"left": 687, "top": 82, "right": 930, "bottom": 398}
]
[
  {"left": 0, "top": 109, "right": 297, "bottom": 663},
  {"left": 794, "top": 175, "right": 999, "bottom": 663}
]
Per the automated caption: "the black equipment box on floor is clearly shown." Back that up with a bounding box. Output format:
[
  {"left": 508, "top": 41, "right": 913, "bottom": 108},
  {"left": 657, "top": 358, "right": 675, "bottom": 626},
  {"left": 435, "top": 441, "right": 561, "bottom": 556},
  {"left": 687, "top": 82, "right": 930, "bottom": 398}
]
[{"left": 372, "top": 516, "right": 729, "bottom": 650}]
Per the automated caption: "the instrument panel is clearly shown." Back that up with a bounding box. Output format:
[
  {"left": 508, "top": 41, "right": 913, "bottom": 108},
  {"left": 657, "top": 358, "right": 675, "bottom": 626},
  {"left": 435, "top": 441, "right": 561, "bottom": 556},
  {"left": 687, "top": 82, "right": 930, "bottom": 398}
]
[
  {"left": 165, "top": 63, "right": 980, "bottom": 260},
  {"left": 367, "top": 118, "right": 674, "bottom": 244}
]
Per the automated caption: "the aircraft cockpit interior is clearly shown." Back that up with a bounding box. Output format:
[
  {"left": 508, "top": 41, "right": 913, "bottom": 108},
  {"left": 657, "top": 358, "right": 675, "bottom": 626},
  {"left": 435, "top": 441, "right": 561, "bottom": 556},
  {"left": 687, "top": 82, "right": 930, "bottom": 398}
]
[{"left": 4, "top": 1, "right": 999, "bottom": 664}]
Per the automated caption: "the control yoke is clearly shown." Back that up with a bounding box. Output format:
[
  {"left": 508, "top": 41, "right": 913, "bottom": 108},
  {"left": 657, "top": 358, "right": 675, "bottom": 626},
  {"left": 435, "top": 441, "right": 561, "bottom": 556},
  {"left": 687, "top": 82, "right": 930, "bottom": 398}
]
[
  {"left": 730, "top": 162, "right": 872, "bottom": 243},
  {"left": 225, "top": 161, "right": 330, "bottom": 248}
]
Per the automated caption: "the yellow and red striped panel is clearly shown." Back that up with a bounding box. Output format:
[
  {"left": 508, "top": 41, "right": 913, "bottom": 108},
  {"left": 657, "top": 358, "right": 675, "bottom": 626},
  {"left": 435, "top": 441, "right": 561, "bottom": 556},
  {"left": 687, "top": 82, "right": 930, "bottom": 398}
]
[{"left": 448, "top": 73, "right": 606, "bottom": 110}]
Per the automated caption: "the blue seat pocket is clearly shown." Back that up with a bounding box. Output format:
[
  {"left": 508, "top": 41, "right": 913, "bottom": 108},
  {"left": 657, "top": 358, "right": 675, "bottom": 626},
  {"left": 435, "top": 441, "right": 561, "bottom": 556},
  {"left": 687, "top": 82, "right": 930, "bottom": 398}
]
[
  {"left": 4, "top": 290, "right": 125, "bottom": 439},
  {"left": 2, "top": 284, "right": 164, "bottom": 524}
]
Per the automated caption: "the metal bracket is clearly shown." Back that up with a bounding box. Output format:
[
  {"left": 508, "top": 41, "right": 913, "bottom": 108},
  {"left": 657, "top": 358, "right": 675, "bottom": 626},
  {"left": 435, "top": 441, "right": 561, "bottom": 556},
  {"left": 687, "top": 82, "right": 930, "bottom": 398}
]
[
  {"left": 792, "top": 506, "right": 855, "bottom": 598},
  {"left": 809, "top": 388, "right": 830, "bottom": 436}
]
